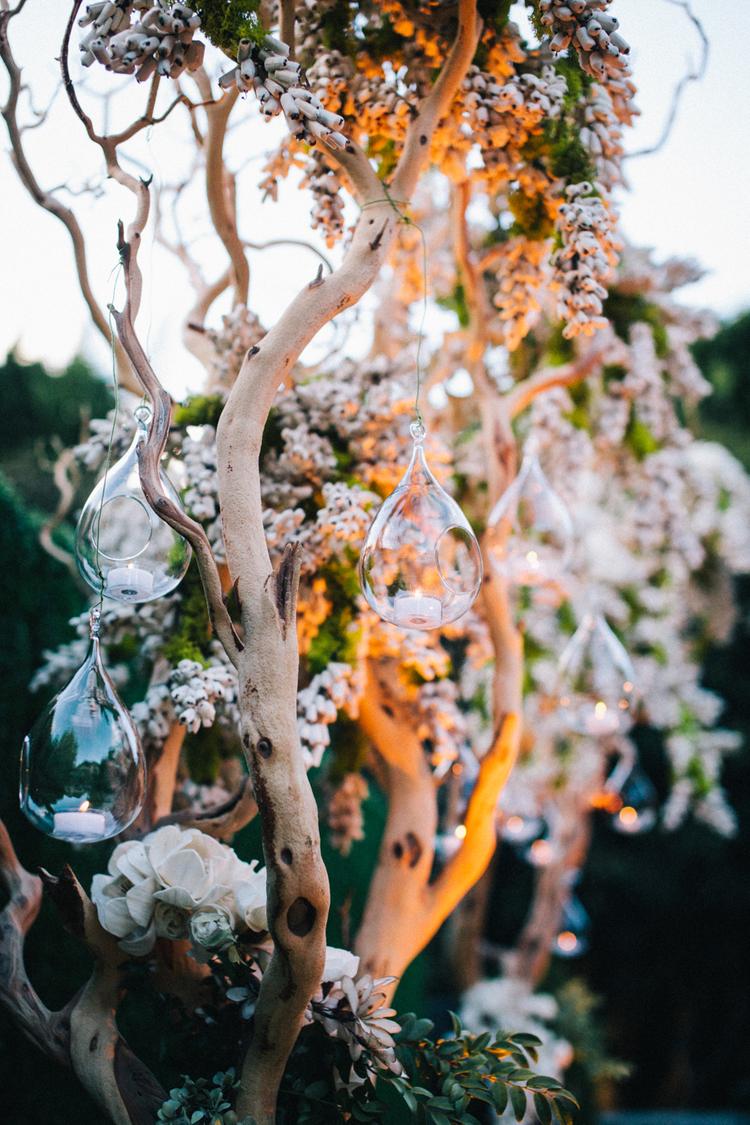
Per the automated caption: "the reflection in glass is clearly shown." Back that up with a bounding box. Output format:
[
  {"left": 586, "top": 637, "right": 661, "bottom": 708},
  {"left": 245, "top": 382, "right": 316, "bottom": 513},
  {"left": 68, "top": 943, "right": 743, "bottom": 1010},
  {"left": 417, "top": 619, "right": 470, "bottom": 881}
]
[
  {"left": 20, "top": 609, "right": 145, "bottom": 842},
  {"left": 75, "top": 405, "right": 191, "bottom": 603},
  {"left": 359, "top": 422, "right": 482, "bottom": 630}
]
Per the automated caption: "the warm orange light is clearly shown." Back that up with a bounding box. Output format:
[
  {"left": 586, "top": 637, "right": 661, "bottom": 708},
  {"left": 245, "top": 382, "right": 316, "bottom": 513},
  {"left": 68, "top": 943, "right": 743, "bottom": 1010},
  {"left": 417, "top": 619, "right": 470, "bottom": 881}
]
[
  {"left": 506, "top": 815, "right": 524, "bottom": 836},
  {"left": 454, "top": 824, "right": 467, "bottom": 840},
  {"left": 557, "top": 930, "right": 578, "bottom": 953},
  {"left": 618, "top": 805, "right": 639, "bottom": 828},
  {"left": 529, "top": 838, "right": 553, "bottom": 865},
  {"left": 591, "top": 790, "right": 623, "bottom": 813},
  {"left": 79, "top": 800, "right": 91, "bottom": 812}
]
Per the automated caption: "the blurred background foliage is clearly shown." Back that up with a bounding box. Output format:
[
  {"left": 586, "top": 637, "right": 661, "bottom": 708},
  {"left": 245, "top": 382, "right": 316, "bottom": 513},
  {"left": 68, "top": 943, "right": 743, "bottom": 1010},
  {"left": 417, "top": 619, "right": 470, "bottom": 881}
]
[{"left": 0, "top": 311, "right": 748, "bottom": 1121}]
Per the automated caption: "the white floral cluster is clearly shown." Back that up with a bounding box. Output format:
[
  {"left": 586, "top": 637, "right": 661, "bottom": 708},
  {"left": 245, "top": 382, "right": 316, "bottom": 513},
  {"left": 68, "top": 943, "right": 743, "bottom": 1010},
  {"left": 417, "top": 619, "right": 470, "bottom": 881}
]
[
  {"left": 539, "top": 0, "right": 637, "bottom": 124},
  {"left": 91, "top": 824, "right": 268, "bottom": 957},
  {"left": 220, "top": 36, "right": 350, "bottom": 151},
  {"left": 492, "top": 236, "right": 551, "bottom": 352},
  {"left": 417, "top": 679, "right": 470, "bottom": 776},
  {"left": 581, "top": 82, "right": 625, "bottom": 189},
  {"left": 315, "top": 967, "right": 403, "bottom": 1080},
  {"left": 205, "top": 305, "right": 263, "bottom": 391},
  {"left": 552, "top": 182, "right": 621, "bottom": 338},
  {"left": 168, "top": 656, "right": 238, "bottom": 734},
  {"left": 78, "top": 1, "right": 204, "bottom": 81},
  {"left": 327, "top": 772, "right": 369, "bottom": 855},
  {"left": 182, "top": 424, "right": 225, "bottom": 559},
  {"left": 302, "top": 151, "right": 346, "bottom": 247},
  {"left": 461, "top": 63, "right": 565, "bottom": 191},
  {"left": 298, "top": 662, "right": 361, "bottom": 769},
  {"left": 460, "top": 977, "right": 573, "bottom": 1086},
  {"left": 73, "top": 398, "right": 139, "bottom": 472}
]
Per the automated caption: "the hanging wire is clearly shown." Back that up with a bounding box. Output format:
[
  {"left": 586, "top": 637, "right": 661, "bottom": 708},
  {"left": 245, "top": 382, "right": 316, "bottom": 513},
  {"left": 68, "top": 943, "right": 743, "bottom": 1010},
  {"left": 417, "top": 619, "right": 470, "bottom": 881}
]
[
  {"left": 360, "top": 184, "right": 429, "bottom": 428},
  {"left": 92, "top": 263, "right": 124, "bottom": 612}
]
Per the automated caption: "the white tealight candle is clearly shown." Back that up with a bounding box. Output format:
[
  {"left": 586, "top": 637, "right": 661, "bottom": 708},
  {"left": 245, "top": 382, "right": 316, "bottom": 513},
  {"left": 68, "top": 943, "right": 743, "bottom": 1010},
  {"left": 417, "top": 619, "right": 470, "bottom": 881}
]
[
  {"left": 106, "top": 563, "right": 154, "bottom": 600},
  {"left": 53, "top": 807, "right": 107, "bottom": 840},
  {"left": 584, "top": 701, "right": 620, "bottom": 737},
  {"left": 393, "top": 591, "right": 442, "bottom": 629}
]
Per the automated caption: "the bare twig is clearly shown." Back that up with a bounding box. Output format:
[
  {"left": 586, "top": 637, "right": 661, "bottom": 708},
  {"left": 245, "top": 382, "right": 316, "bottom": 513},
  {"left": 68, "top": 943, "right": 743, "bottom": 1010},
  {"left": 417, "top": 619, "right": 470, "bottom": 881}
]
[{"left": 627, "top": 0, "right": 709, "bottom": 160}]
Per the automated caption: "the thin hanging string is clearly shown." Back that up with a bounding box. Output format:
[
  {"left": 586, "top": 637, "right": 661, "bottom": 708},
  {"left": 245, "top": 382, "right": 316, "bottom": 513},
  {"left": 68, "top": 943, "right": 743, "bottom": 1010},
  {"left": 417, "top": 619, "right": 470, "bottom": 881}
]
[
  {"left": 92, "top": 263, "right": 124, "bottom": 614},
  {"left": 360, "top": 183, "right": 429, "bottom": 429}
]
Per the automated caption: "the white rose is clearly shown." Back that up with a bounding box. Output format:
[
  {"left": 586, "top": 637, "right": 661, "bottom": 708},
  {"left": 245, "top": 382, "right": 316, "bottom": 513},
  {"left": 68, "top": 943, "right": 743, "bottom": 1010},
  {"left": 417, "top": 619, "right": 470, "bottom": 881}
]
[
  {"left": 146, "top": 825, "right": 238, "bottom": 911},
  {"left": 234, "top": 865, "right": 268, "bottom": 933},
  {"left": 154, "top": 901, "right": 190, "bottom": 940},
  {"left": 322, "top": 947, "right": 360, "bottom": 984}
]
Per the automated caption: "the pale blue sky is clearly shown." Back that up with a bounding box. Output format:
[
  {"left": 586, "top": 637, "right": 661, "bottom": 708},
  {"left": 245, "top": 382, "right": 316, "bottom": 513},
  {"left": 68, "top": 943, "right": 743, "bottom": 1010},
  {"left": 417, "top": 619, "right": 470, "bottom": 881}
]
[{"left": 1, "top": 0, "right": 748, "bottom": 389}]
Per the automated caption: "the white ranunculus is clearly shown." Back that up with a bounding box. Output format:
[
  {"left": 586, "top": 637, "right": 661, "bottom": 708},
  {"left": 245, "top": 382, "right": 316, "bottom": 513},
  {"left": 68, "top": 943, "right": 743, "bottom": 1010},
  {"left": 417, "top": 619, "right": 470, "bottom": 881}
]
[
  {"left": 234, "top": 864, "right": 268, "bottom": 932},
  {"left": 154, "top": 901, "right": 190, "bottom": 940},
  {"left": 322, "top": 947, "right": 360, "bottom": 984}
]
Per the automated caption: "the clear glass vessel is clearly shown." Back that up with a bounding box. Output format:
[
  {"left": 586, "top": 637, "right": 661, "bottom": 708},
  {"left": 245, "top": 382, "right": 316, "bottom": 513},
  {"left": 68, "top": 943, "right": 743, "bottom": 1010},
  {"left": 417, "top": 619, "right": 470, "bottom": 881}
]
[
  {"left": 359, "top": 422, "right": 483, "bottom": 630},
  {"left": 20, "top": 609, "right": 146, "bottom": 842},
  {"left": 557, "top": 612, "right": 638, "bottom": 736},
  {"left": 486, "top": 453, "right": 573, "bottom": 585},
  {"left": 75, "top": 406, "right": 191, "bottom": 603}
]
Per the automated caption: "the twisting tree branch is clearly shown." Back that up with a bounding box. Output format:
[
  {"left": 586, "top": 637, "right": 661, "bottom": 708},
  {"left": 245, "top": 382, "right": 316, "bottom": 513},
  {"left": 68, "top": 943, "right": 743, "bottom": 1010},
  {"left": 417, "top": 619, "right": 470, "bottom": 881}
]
[
  {"left": 110, "top": 220, "right": 244, "bottom": 666},
  {"left": 0, "top": 819, "right": 70, "bottom": 1064},
  {"left": 0, "top": 3, "right": 135, "bottom": 390},
  {"left": 41, "top": 864, "right": 166, "bottom": 1125}
]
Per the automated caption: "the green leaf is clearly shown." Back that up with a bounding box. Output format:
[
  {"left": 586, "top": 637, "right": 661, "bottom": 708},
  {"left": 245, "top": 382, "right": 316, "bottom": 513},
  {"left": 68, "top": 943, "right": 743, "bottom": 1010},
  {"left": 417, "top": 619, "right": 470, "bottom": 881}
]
[
  {"left": 493, "top": 1084, "right": 508, "bottom": 1114},
  {"left": 509, "top": 1085, "right": 527, "bottom": 1122},
  {"left": 534, "top": 1093, "right": 553, "bottom": 1124}
]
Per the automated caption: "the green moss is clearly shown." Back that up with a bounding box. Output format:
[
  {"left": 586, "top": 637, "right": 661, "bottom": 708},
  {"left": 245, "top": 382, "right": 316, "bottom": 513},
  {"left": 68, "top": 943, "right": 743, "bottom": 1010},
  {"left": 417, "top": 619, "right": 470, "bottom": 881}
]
[
  {"left": 604, "top": 291, "right": 670, "bottom": 359},
  {"left": 185, "top": 724, "right": 224, "bottom": 785},
  {"left": 162, "top": 563, "right": 212, "bottom": 667},
  {"left": 624, "top": 409, "right": 661, "bottom": 462},
  {"left": 306, "top": 551, "right": 362, "bottom": 675},
  {"left": 508, "top": 190, "right": 555, "bottom": 241},
  {"left": 173, "top": 394, "right": 225, "bottom": 429},
  {"left": 436, "top": 281, "right": 470, "bottom": 328},
  {"left": 545, "top": 322, "right": 576, "bottom": 366},
  {"left": 195, "top": 0, "right": 265, "bottom": 53},
  {"left": 326, "top": 714, "right": 371, "bottom": 782}
]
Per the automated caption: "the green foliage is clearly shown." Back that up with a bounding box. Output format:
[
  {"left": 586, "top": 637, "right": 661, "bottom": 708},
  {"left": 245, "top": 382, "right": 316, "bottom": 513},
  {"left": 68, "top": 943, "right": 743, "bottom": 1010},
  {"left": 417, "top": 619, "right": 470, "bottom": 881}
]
[
  {"left": 437, "top": 282, "right": 471, "bottom": 329},
  {"left": 554, "top": 980, "right": 631, "bottom": 1085},
  {"left": 508, "top": 190, "right": 555, "bottom": 241},
  {"left": 306, "top": 550, "right": 362, "bottom": 674},
  {"left": 379, "top": 1012, "right": 578, "bottom": 1125},
  {"left": 194, "top": 1, "right": 265, "bottom": 52},
  {"left": 157, "top": 1069, "right": 255, "bottom": 1124},
  {"left": 162, "top": 561, "right": 213, "bottom": 666},
  {"left": 603, "top": 291, "right": 670, "bottom": 358},
  {"left": 694, "top": 309, "right": 750, "bottom": 467},
  {"left": 174, "top": 394, "right": 226, "bottom": 428},
  {"left": 624, "top": 409, "right": 660, "bottom": 461}
]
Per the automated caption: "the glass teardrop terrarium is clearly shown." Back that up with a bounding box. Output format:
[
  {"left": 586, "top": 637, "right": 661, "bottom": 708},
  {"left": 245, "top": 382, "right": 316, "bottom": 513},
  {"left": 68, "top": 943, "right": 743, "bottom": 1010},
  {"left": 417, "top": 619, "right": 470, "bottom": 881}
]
[
  {"left": 20, "top": 609, "right": 146, "bottom": 842},
  {"left": 75, "top": 405, "right": 191, "bottom": 603},
  {"left": 359, "top": 422, "right": 483, "bottom": 630},
  {"left": 486, "top": 452, "right": 573, "bottom": 586},
  {"left": 557, "top": 611, "right": 638, "bottom": 736}
]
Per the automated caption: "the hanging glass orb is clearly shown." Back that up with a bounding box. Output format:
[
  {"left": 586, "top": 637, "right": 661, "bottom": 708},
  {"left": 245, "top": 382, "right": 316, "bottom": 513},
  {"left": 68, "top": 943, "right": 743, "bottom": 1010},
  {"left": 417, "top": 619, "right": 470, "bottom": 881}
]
[
  {"left": 75, "top": 405, "right": 191, "bottom": 603},
  {"left": 486, "top": 453, "right": 573, "bottom": 585},
  {"left": 359, "top": 421, "right": 482, "bottom": 630},
  {"left": 557, "top": 612, "right": 637, "bottom": 736},
  {"left": 551, "top": 895, "right": 590, "bottom": 958},
  {"left": 608, "top": 764, "right": 658, "bottom": 835},
  {"left": 20, "top": 609, "right": 146, "bottom": 843}
]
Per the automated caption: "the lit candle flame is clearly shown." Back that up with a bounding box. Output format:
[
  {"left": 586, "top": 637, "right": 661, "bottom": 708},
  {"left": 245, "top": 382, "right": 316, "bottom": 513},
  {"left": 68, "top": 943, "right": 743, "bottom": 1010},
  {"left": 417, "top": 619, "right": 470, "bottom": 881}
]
[
  {"left": 79, "top": 800, "right": 90, "bottom": 812},
  {"left": 557, "top": 930, "right": 578, "bottom": 954},
  {"left": 454, "top": 824, "right": 467, "bottom": 840},
  {"left": 618, "top": 805, "right": 639, "bottom": 827}
]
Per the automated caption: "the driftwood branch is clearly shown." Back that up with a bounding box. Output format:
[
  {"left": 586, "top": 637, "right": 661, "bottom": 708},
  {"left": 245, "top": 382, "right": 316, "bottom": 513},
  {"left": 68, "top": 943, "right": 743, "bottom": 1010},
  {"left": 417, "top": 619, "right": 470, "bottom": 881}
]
[
  {"left": 110, "top": 220, "right": 244, "bottom": 666},
  {"left": 0, "top": 819, "right": 71, "bottom": 1065},
  {"left": 41, "top": 865, "right": 166, "bottom": 1125},
  {"left": 153, "top": 775, "right": 258, "bottom": 841}
]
